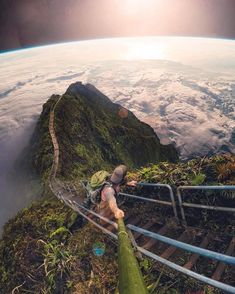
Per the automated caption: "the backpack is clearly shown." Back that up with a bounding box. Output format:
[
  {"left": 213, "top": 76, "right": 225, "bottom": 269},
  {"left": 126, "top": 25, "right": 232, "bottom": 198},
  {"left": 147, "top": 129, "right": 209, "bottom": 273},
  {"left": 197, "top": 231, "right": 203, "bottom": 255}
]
[
  {"left": 90, "top": 170, "right": 110, "bottom": 190},
  {"left": 83, "top": 170, "right": 111, "bottom": 206}
]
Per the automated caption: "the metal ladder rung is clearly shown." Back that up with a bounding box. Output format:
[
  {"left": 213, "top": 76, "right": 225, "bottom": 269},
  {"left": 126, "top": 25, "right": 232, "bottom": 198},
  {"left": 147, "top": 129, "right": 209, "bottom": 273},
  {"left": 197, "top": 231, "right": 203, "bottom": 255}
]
[
  {"left": 184, "top": 233, "right": 211, "bottom": 270},
  {"left": 134, "top": 220, "right": 155, "bottom": 240},
  {"left": 212, "top": 236, "right": 235, "bottom": 281},
  {"left": 143, "top": 224, "right": 168, "bottom": 250},
  {"left": 160, "top": 229, "right": 193, "bottom": 260}
]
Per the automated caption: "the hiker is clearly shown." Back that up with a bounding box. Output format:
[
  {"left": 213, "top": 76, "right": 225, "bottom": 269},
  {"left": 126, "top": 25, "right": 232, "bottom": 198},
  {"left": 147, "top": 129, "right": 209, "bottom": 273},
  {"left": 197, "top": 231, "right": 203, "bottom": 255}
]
[{"left": 98, "top": 165, "right": 137, "bottom": 220}]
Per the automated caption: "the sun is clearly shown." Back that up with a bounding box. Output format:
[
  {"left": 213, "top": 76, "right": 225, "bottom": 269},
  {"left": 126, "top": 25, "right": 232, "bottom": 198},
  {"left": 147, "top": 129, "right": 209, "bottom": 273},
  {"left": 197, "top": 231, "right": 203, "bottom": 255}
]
[{"left": 125, "top": 43, "right": 166, "bottom": 60}]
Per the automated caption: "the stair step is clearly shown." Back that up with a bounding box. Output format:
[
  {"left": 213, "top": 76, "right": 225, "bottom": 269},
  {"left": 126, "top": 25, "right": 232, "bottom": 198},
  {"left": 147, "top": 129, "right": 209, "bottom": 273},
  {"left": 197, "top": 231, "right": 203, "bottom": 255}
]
[
  {"left": 134, "top": 220, "right": 155, "bottom": 240},
  {"left": 142, "top": 224, "right": 169, "bottom": 250},
  {"left": 102, "top": 216, "right": 116, "bottom": 228},
  {"left": 212, "top": 236, "right": 235, "bottom": 281},
  {"left": 126, "top": 216, "right": 141, "bottom": 226},
  {"left": 85, "top": 210, "right": 131, "bottom": 230},
  {"left": 184, "top": 233, "right": 211, "bottom": 270},
  {"left": 160, "top": 229, "right": 193, "bottom": 260},
  {"left": 124, "top": 212, "right": 131, "bottom": 222},
  {"left": 86, "top": 206, "right": 98, "bottom": 220}
]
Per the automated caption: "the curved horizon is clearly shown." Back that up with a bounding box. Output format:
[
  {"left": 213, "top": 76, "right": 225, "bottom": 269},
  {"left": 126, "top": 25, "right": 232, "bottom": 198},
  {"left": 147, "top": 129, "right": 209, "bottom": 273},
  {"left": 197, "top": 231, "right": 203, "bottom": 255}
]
[{"left": 1, "top": 35, "right": 235, "bottom": 55}]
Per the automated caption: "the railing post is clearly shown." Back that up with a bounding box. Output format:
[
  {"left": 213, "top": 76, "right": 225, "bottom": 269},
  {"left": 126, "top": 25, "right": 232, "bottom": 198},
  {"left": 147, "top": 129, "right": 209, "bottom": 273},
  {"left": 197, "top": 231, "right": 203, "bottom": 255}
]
[
  {"left": 117, "top": 219, "right": 148, "bottom": 294},
  {"left": 138, "top": 182, "right": 179, "bottom": 222},
  {"left": 176, "top": 187, "right": 187, "bottom": 226}
]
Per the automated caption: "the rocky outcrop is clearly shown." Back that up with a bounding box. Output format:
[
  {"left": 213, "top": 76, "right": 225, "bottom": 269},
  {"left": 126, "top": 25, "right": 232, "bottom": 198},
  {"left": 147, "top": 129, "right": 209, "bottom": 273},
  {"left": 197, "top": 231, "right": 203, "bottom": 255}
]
[{"left": 29, "top": 82, "right": 178, "bottom": 179}]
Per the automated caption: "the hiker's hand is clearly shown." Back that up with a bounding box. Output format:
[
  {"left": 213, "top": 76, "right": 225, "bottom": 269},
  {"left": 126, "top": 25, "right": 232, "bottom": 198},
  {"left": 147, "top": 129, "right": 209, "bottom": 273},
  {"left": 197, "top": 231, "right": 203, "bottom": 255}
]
[
  {"left": 115, "top": 209, "right": 124, "bottom": 219},
  {"left": 127, "top": 180, "right": 137, "bottom": 187}
]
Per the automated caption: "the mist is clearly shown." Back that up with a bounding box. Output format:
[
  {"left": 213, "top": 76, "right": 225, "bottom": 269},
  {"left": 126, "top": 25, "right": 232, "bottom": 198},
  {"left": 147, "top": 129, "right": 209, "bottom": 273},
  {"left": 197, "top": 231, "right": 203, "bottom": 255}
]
[{"left": 0, "top": 120, "right": 41, "bottom": 234}]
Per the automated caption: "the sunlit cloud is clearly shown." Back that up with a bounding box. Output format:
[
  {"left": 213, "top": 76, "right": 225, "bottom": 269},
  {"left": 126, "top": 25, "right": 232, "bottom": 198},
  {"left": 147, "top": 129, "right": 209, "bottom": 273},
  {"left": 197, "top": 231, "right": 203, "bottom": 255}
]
[{"left": 125, "top": 42, "right": 166, "bottom": 60}]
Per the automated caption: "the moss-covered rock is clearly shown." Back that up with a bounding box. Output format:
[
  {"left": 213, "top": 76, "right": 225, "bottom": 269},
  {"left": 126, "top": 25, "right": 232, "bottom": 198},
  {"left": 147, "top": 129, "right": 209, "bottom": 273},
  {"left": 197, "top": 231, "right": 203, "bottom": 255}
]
[
  {"left": 0, "top": 198, "right": 77, "bottom": 293},
  {"left": 29, "top": 82, "right": 178, "bottom": 179}
]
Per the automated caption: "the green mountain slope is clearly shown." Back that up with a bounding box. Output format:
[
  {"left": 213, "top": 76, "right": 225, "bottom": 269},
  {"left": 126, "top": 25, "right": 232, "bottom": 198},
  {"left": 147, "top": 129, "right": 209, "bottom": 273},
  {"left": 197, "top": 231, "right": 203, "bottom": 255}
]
[{"left": 29, "top": 82, "right": 178, "bottom": 179}]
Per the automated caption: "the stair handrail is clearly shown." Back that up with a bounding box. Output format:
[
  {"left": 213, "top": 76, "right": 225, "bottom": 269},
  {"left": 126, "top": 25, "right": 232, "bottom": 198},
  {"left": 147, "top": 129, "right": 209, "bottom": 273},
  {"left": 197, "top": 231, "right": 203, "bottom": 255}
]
[
  {"left": 177, "top": 185, "right": 235, "bottom": 225},
  {"left": 127, "top": 224, "right": 235, "bottom": 265},
  {"left": 137, "top": 246, "right": 235, "bottom": 294},
  {"left": 120, "top": 182, "right": 178, "bottom": 222}
]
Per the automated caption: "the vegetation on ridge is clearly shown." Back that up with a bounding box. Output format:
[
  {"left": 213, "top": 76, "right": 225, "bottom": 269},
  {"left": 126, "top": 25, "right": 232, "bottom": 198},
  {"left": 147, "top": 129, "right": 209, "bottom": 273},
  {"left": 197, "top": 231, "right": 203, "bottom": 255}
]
[{"left": 29, "top": 82, "right": 178, "bottom": 182}]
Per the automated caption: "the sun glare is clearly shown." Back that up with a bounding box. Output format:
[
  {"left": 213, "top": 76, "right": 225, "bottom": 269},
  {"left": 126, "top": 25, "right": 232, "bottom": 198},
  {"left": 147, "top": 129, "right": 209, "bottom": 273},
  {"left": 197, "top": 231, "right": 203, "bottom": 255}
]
[
  {"left": 124, "top": 0, "right": 161, "bottom": 14},
  {"left": 125, "top": 43, "right": 166, "bottom": 60}
]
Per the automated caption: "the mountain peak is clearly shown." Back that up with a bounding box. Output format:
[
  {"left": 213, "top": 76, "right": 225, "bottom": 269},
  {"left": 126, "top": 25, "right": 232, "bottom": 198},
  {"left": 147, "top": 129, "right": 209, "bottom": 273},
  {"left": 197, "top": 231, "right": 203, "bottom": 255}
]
[
  {"left": 65, "top": 82, "right": 110, "bottom": 104},
  {"left": 29, "top": 82, "right": 178, "bottom": 178}
]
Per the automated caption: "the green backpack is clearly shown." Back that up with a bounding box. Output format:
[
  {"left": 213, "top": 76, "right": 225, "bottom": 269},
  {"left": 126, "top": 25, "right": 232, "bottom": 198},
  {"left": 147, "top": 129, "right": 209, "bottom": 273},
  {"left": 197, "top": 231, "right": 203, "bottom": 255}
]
[
  {"left": 86, "top": 170, "right": 111, "bottom": 205},
  {"left": 90, "top": 170, "right": 110, "bottom": 190}
]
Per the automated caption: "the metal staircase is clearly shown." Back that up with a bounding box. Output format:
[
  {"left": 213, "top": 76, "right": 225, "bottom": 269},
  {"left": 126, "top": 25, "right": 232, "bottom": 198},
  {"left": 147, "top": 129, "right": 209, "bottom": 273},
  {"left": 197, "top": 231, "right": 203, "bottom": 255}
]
[{"left": 50, "top": 178, "right": 235, "bottom": 293}]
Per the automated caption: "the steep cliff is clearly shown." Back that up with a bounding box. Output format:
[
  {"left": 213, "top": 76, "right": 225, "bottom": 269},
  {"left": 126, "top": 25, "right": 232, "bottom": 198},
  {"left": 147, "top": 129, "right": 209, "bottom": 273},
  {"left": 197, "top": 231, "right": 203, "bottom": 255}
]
[{"left": 29, "top": 82, "right": 178, "bottom": 179}]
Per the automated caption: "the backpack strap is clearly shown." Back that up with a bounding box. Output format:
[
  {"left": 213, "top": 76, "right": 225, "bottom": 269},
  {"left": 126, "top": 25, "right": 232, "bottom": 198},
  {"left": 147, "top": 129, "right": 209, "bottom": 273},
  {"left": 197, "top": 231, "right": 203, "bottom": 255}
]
[
  {"left": 81, "top": 180, "right": 118, "bottom": 206},
  {"left": 100, "top": 181, "right": 118, "bottom": 199},
  {"left": 88, "top": 181, "right": 112, "bottom": 205}
]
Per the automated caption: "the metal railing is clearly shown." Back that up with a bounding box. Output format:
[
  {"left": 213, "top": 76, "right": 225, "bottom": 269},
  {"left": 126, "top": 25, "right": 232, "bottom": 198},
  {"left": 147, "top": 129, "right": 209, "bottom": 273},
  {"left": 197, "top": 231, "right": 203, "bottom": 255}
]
[
  {"left": 120, "top": 182, "right": 179, "bottom": 222},
  {"left": 127, "top": 224, "right": 235, "bottom": 265},
  {"left": 177, "top": 185, "right": 235, "bottom": 225},
  {"left": 137, "top": 247, "right": 235, "bottom": 294},
  {"left": 51, "top": 183, "right": 118, "bottom": 239},
  {"left": 127, "top": 224, "right": 235, "bottom": 294},
  {"left": 51, "top": 181, "right": 235, "bottom": 293}
]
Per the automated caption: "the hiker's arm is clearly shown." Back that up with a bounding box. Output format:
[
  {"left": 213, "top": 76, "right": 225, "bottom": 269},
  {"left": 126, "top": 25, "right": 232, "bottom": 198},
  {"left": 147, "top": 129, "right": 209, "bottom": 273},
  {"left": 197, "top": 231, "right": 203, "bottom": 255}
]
[
  {"left": 105, "top": 187, "right": 124, "bottom": 219},
  {"left": 108, "top": 198, "right": 124, "bottom": 219}
]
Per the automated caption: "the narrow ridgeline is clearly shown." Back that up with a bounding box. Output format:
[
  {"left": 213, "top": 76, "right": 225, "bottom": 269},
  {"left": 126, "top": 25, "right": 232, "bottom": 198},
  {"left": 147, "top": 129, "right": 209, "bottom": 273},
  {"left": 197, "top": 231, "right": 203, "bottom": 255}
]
[{"left": 29, "top": 81, "right": 178, "bottom": 180}]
